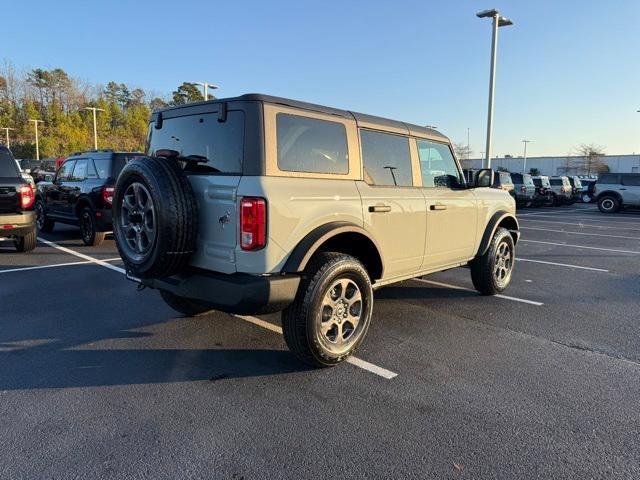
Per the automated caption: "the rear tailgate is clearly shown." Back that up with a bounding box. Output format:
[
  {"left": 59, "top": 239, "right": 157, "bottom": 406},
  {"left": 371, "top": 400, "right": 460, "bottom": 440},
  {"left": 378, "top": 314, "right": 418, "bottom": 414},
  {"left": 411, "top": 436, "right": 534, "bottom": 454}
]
[
  {"left": 0, "top": 178, "right": 22, "bottom": 214},
  {"left": 187, "top": 175, "right": 242, "bottom": 274}
]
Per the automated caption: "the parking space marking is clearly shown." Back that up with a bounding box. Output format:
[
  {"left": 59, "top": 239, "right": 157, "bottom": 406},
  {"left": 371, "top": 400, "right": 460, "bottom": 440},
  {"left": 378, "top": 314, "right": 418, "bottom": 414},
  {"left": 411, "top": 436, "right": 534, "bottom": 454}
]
[
  {"left": 520, "top": 239, "right": 640, "bottom": 255},
  {"left": 234, "top": 315, "right": 398, "bottom": 380},
  {"left": 519, "top": 218, "right": 640, "bottom": 232},
  {"left": 520, "top": 226, "right": 640, "bottom": 240},
  {"left": 37, "top": 237, "right": 126, "bottom": 274},
  {"left": 412, "top": 278, "right": 544, "bottom": 306},
  {"left": 517, "top": 257, "right": 609, "bottom": 272},
  {"left": 35, "top": 236, "right": 398, "bottom": 380},
  {"left": 0, "top": 257, "right": 121, "bottom": 274}
]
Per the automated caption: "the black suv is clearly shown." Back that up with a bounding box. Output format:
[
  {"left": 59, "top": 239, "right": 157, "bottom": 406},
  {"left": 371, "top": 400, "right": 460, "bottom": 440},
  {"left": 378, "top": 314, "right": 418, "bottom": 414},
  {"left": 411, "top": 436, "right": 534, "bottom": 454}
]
[
  {"left": 0, "top": 146, "right": 37, "bottom": 252},
  {"left": 36, "top": 150, "right": 142, "bottom": 246}
]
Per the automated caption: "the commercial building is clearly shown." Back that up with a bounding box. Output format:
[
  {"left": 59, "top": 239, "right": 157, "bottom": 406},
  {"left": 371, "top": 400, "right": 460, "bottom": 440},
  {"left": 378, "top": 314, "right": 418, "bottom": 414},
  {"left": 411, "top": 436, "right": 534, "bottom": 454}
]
[{"left": 463, "top": 154, "right": 640, "bottom": 176}]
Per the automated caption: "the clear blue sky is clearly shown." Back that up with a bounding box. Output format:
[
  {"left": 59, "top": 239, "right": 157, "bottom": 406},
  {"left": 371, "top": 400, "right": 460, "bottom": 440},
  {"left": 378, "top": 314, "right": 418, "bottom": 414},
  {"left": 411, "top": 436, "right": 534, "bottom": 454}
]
[{"left": 4, "top": 0, "right": 639, "bottom": 156}]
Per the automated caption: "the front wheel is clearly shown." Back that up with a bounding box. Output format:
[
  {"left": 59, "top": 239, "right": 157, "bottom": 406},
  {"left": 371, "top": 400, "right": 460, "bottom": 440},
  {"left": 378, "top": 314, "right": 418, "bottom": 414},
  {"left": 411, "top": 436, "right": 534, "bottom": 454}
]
[
  {"left": 598, "top": 195, "right": 620, "bottom": 214},
  {"left": 470, "top": 227, "right": 515, "bottom": 295},
  {"left": 282, "top": 252, "right": 373, "bottom": 367}
]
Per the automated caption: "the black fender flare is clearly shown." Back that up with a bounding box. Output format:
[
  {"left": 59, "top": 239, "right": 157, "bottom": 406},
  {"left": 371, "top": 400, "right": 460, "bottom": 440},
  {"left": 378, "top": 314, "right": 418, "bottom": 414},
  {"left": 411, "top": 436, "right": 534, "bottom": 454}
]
[
  {"left": 74, "top": 195, "right": 96, "bottom": 218},
  {"left": 476, "top": 211, "right": 520, "bottom": 257},
  {"left": 595, "top": 190, "right": 622, "bottom": 202},
  {"left": 282, "top": 221, "right": 384, "bottom": 277}
]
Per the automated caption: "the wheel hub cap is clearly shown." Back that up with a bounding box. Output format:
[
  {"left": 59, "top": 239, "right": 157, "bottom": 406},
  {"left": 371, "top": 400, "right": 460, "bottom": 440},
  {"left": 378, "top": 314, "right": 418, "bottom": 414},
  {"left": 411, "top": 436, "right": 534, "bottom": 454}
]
[
  {"left": 121, "top": 182, "right": 156, "bottom": 255},
  {"left": 319, "top": 279, "right": 363, "bottom": 349}
]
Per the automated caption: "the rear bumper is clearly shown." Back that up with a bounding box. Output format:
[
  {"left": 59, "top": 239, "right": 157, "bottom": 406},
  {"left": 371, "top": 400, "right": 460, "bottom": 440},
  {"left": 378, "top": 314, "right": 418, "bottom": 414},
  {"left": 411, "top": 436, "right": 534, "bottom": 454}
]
[
  {"left": 142, "top": 270, "right": 301, "bottom": 315},
  {"left": 0, "top": 211, "right": 35, "bottom": 237}
]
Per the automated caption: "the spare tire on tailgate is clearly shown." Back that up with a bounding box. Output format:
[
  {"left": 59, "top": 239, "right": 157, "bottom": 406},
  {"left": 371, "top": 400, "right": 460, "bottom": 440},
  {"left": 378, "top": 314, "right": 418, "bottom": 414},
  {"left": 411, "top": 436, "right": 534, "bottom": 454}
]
[{"left": 113, "top": 156, "right": 198, "bottom": 278}]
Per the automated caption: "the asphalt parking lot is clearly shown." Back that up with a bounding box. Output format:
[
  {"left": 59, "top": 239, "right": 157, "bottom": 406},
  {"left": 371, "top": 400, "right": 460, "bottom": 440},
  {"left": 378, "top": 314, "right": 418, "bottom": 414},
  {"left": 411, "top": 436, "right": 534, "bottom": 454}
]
[{"left": 1, "top": 203, "right": 639, "bottom": 479}]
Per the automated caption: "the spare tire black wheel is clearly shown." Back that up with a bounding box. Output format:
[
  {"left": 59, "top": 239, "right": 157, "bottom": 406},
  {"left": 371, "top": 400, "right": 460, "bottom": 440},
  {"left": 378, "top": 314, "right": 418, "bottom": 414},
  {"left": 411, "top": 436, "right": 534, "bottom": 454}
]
[{"left": 113, "top": 156, "right": 198, "bottom": 278}]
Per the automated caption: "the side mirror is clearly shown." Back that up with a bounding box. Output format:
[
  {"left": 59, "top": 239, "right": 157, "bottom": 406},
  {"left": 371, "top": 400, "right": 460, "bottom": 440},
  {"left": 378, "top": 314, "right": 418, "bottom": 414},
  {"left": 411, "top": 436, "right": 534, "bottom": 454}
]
[{"left": 475, "top": 168, "right": 495, "bottom": 188}]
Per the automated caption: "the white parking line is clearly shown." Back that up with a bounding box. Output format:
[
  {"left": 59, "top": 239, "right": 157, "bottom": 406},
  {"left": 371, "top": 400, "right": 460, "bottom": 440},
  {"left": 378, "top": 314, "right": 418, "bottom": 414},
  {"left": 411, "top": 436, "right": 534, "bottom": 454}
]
[
  {"left": 517, "top": 257, "right": 609, "bottom": 272},
  {"left": 37, "top": 236, "right": 397, "bottom": 380},
  {"left": 520, "top": 226, "right": 640, "bottom": 240},
  {"left": 37, "top": 237, "right": 126, "bottom": 273},
  {"left": 519, "top": 218, "right": 640, "bottom": 232},
  {"left": 0, "top": 257, "right": 121, "bottom": 274},
  {"left": 234, "top": 315, "right": 398, "bottom": 380},
  {"left": 520, "top": 239, "right": 640, "bottom": 254},
  {"left": 412, "top": 278, "right": 544, "bottom": 306}
]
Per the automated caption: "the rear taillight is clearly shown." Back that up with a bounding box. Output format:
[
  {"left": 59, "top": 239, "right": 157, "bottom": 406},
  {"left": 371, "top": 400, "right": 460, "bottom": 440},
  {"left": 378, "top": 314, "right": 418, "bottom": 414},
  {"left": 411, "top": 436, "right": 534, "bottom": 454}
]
[
  {"left": 102, "top": 186, "right": 115, "bottom": 205},
  {"left": 520, "top": 186, "right": 526, "bottom": 193},
  {"left": 19, "top": 184, "right": 35, "bottom": 209},
  {"left": 240, "top": 197, "right": 266, "bottom": 251}
]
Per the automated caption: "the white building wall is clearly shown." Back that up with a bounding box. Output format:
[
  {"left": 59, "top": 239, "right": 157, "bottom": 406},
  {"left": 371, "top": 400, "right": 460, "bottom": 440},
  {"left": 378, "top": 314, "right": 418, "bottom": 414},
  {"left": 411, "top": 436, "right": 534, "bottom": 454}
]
[{"left": 464, "top": 155, "right": 640, "bottom": 176}]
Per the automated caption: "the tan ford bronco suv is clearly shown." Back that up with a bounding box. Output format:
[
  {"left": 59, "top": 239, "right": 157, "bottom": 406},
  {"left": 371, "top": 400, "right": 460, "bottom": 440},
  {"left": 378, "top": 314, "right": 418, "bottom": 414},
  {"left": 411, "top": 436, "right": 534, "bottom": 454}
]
[{"left": 112, "top": 94, "right": 519, "bottom": 367}]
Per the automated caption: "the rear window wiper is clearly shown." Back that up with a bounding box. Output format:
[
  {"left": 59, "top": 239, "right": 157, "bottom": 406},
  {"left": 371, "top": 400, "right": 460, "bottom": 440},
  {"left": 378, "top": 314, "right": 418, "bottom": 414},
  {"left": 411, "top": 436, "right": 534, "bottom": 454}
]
[{"left": 155, "top": 149, "right": 221, "bottom": 172}]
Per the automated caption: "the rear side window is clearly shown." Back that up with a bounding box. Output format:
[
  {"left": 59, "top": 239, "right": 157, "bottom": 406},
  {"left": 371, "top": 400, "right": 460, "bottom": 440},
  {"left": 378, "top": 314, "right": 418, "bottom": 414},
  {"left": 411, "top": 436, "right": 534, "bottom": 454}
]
[
  {"left": 598, "top": 173, "right": 619, "bottom": 184},
  {"left": 148, "top": 111, "right": 244, "bottom": 174},
  {"left": 72, "top": 159, "right": 89, "bottom": 181},
  {"left": 361, "top": 130, "right": 412, "bottom": 186},
  {"left": 549, "top": 178, "right": 562, "bottom": 186},
  {"left": 276, "top": 114, "right": 348, "bottom": 174},
  {"left": 622, "top": 175, "right": 640, "bottom": 186},
  {"left": 0, "top": 148, "right": 19, "bottom": 177},
  {"left": 417, "top": 139, "right": 460, "bottom": 188}
]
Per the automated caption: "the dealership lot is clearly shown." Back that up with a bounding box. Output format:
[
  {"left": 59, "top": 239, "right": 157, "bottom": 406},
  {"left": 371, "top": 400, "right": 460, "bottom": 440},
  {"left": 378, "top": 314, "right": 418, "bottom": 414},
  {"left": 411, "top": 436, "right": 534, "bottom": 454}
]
[{"left": 1, "top": 204, "right": 639, "bottom": 479}]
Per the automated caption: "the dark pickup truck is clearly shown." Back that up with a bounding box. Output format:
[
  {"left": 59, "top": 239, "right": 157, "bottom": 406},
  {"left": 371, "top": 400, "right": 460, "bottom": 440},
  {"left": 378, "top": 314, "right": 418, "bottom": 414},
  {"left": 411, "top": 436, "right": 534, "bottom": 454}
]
[
  {"left": 0, "top": 146, "right": 37, "bottom": 252},
  {"left": 35, "top": 150, "right": 141, "bottom": 246}
]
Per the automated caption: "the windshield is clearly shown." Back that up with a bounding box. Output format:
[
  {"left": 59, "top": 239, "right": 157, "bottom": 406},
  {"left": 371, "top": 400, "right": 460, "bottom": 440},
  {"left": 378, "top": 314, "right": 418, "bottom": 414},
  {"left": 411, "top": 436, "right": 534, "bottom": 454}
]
[{"left": 148, "top": 111, "right": 244, "bottom": 174}]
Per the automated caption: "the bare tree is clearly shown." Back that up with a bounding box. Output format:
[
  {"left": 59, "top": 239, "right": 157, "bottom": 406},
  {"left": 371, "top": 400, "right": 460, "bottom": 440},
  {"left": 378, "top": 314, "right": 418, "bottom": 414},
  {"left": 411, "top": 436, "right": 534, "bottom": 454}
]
[
  {"left": 453, "top": 141, "right": 473, "bottom": 168},
  {"left": 575, "top": 144, "right": 607, "bottom": 176}
]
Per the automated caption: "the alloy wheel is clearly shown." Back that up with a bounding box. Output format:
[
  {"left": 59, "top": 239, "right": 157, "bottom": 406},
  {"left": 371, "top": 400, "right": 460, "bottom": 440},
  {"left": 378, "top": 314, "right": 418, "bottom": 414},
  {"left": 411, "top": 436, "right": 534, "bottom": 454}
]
[
  {"left": 120, "top": 182, "right": 156, "bottom": 255},
  {"left": 318, "top": 278, "right": 363, "bottom": 353}
]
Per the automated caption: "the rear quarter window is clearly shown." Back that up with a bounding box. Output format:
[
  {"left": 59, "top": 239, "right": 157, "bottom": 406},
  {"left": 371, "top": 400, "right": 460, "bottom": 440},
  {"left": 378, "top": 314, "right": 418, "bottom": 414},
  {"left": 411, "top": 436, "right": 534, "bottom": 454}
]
[
  {"left": 549, "top": 178, "right": 562, "bottom": 186},
  {"left": 276, "top": 113, "right": 348, "bottom": 175},
  {"left": 621, "top": 175, "right": 640, "bottom": 186},
  {"left": 597, "top": 174, "right": 619, "bottom": 184}
]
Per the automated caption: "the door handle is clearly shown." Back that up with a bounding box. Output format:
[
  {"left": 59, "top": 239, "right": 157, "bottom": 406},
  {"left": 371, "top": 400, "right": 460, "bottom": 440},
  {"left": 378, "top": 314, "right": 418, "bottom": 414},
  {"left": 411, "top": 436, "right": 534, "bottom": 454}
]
[
  {"left": 619, "top": 188, "right": 627, "bottom": 191},
  {"left": 369, "top": 204, "right": 392, "bottom": 213},
  {"left": 430, "top": 203, "right": 447, "bottom": 211}
]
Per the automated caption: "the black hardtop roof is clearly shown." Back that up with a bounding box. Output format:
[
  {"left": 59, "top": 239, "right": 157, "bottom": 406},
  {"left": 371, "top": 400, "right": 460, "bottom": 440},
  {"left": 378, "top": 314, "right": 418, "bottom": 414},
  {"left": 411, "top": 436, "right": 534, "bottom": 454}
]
[
  {"left": 153, "top": 93, "right": 449, "bottom": 141},
  {"left": 67, "top": 150, "right": 143, "bottom": 158}
]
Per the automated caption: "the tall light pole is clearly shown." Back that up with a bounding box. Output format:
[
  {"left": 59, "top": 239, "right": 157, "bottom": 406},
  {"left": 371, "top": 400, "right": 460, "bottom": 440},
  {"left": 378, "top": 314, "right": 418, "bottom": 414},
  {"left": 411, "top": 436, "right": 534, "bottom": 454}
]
[
  {"left": 0, "top": 127, "right": 15, "bottom": 148},
  {"left": 194, "top": 82, "right": 218, "bottom": 101},
  {"left": 28, "top": 119, "right": 44, "bottom": 160},
  {"left": 83, "top": 107, "right": 105, "bottom": 150},
  {"left": 467, "top": 127, "right": 471, "bottom": 160},
  {"left": 522, "top": 139, "right": 531, "bottom": 173},
  {"left": 477, "top": 9, "right": 513, "bottom": 169}
]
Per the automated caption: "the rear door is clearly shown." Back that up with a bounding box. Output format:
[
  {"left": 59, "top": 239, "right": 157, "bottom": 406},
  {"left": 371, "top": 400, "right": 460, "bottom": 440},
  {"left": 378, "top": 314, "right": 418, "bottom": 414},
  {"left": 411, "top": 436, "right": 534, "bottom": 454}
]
[
  {"left": 357, "top": 129, "right": 426, "bottom": 278},
  {"left": 417, "top": 139, "right": 477, "bottom": 268},
  {"left": 621, "top": 174, "right": 640, "bottom": 205},
  {"left": 148, "top": 108, "right": 245, "bottom": 273}
]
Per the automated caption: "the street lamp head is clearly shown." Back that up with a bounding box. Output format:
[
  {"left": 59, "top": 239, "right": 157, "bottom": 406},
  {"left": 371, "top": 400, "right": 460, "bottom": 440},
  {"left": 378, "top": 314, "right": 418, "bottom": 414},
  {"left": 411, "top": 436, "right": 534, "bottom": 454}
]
[
  {"left": 476, "top": 9, "right": 499, "bottom": 18},
  {"left": 498, "top": 16, "right": 513, "bottom": 27},
  {"left": 425, "top": 125, "right": 438, "bottom": 130}
]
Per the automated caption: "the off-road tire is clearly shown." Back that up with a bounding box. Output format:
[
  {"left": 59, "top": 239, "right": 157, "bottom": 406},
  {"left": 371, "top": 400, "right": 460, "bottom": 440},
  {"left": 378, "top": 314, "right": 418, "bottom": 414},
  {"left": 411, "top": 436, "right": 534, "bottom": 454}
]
[
  {"left": 35, "top": 198, "right": 54, "bottom": 233},
  {"left": 470, "top": 227, "right": 515, "bottom": 295},
  {"left": 282, "top": 252, "right": 374, "bottom": 367},
  {"left": 598, "top": 195, "right": 620, "bottom": 214},
  {"left": 80, "top": 207, "right": 106, "bottom": 246},
  {"left": 159, "top": 290, "right": 214, "bottom": 316},
  {"left": 113, "top": 156, "right": 198, "bottom": 278},
  {"left": 14, "top": 228, "right": 37, "bottom": 252}
]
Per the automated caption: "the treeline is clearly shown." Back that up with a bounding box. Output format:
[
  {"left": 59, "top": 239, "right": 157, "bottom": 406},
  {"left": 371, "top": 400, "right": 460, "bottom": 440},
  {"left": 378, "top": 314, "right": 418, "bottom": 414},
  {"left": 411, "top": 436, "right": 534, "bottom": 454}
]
[{"left": 0, "top": 61, "right": 212, "bottom": 159}]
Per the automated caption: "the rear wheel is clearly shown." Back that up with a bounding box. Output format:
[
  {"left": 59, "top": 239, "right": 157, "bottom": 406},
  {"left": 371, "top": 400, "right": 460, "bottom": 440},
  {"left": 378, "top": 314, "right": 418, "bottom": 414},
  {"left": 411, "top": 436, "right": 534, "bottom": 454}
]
[
  {"left": 282, "top": 252, "right": 373, "bottom": 367},
  {"left": 470, "top": 227, "right": 515, "bottom": 295},
  {"left": 35, "top": 199, "right": 54, "bottom": 233},
  {"left": 14, "top": 228, "right": 37, "bottom": 252},
  {"left": 598, "top": 195, "right": 620, "bottom": 213},
  {"left": 160, "top": 290, "right": 214, "bottom": 316},
  {"left": 80, "top": 207, "right": 106, "bottom": 246},
  {"left": 582, "top": 194, "right": 591, "bottom": 203}
]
